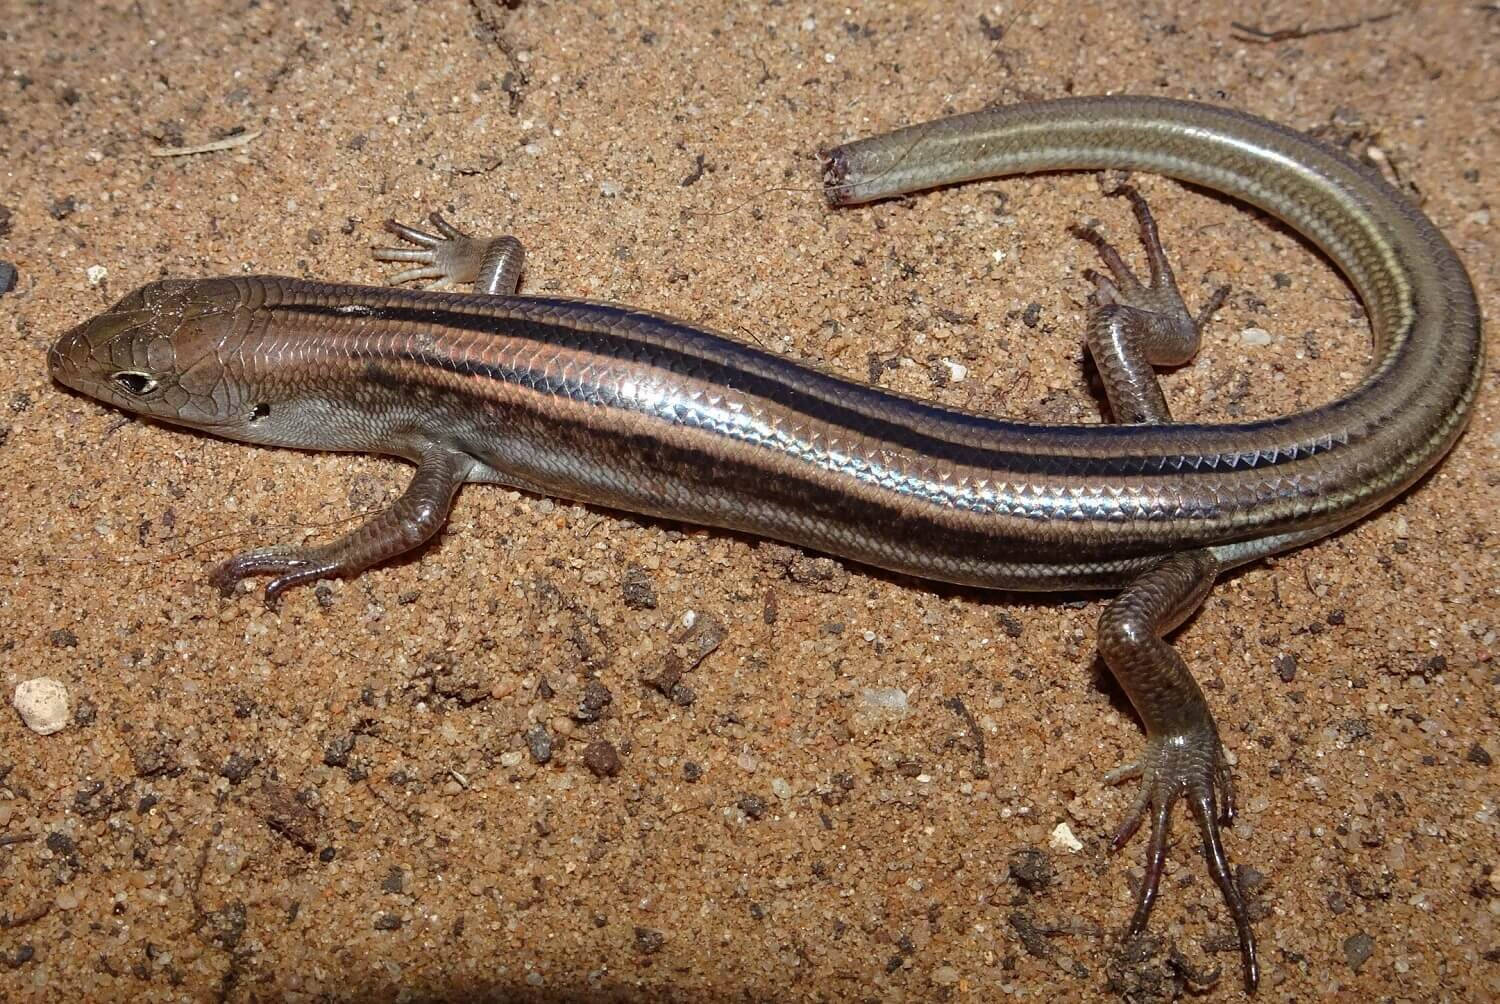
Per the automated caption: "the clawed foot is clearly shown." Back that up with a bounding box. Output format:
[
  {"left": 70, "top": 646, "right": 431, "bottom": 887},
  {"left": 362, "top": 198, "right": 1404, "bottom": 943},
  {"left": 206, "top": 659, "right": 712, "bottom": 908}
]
[
  {"left": 1069, "top": 185, "right": 1231, "bottom": 424},
  {"left": 373, "top": 212, "right": 524, "bottom": 294},
  {"left": 1106, "top": 728, "right": 1259, "bottom": 991},
  {"left": 211, "top": 548, "right": 338, "bottom": 608},
  {"left": 1071, "top": 185, "right": 1229, "bottom": 364}
]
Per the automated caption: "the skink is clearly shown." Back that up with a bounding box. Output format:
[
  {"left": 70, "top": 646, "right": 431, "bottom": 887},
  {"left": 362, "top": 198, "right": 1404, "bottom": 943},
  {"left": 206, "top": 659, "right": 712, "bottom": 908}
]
[{"left": 48, "top": 97, "right": 1482, "bottom": 990}]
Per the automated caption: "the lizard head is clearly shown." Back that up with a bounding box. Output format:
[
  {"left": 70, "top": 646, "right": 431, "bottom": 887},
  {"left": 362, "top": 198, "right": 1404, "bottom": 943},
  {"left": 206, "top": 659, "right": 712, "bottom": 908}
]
[{"left": 49, "top": 278, "right": 271, "bottom": 435}]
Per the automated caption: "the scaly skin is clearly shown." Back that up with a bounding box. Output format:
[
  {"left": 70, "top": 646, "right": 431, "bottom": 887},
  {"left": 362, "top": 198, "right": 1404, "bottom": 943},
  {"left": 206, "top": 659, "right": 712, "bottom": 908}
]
[{"left": 49, "top": 97, "right": 1483, "bottom": 991}]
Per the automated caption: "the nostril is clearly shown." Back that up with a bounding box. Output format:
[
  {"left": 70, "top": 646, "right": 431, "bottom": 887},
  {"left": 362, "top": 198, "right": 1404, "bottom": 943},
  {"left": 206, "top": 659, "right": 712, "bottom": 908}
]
[
  {"left": 47, "top": 330, "right": 97, "bottom": 390},
  {"left": 47, "top": 327, "right": 90, "bottom": 382}
]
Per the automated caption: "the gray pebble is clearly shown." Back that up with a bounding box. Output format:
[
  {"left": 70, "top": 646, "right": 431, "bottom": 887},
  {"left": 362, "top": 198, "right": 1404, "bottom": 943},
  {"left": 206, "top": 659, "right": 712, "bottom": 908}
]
[
  {"left": 526, "top": 724, "right": 553, "bottom": 764},
  {"left": 1343, "top": 931, "right": 1375, "bottom": 971}
]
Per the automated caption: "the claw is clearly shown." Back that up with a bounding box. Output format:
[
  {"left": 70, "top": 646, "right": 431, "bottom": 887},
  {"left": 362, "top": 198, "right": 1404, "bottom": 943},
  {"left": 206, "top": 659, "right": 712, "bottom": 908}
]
[
  {"left": 1108, "top": 787, "right": 1151, "bottom": 851},
  {"left": 211, "top": 547, "right": 322, "bottom": 604},
  {"left": 428, "top": 211, "right": 464, "bottom": 239},
  {"left": 1081, "top": 266, "right": 1125, "bottom": 307},
  {"left": 1106, "top": 731, "right": 1260, "bottom": 992},
  {"left": 265, "top": 567, "right": 324, "bottom": 606},
  {"left": 1071, "top": 221, "right": 1147, "bottom": 296},
  {"left": 1071, "top": 185, "right": 1228, "bottom": 341},
  {"left": 382, "top": 218, "right": 444, "bottom": 246},
  {"left": 370, "top": 247, "right": 435, "bottom": 263},
  {"left": 1188, "top": 787, "right": 1259, "bottom": 990},
  {"left": 1126, "top": 798, "right": 1174, "bottom": 937},
  {"left": 1194, "top": 284, "right": 1232, "bottom": 331},
  {"left": 1215, "top": 755, "right": 1238, "bottom": 822},
  {"left": 382, "top": 266, "right": 446, "bottom": 286}
]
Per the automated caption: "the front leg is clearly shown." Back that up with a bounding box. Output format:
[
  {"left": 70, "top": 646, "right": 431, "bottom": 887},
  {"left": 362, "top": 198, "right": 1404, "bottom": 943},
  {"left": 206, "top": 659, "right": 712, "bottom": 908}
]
[
  {"left": 372, "top": 212, "right": 525, "bottom": 295},
  {"left": 211, "top": 447, "right": 470, "bottom": 606}
]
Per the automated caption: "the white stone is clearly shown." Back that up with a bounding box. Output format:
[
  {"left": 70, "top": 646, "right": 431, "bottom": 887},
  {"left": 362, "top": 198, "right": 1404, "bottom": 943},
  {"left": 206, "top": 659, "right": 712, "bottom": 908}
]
[
  {"left": 13, "top": 678, "right": 70, "bottom": 735},
  {"left": 1049, "top": 821, "right": 1083, "bottom": 853},
  {"left": 1239, "top": 327, "right": 1274, "bottom": 346},
  {"left": 858, "top": 687, "right": 909, "bottom": 715}
]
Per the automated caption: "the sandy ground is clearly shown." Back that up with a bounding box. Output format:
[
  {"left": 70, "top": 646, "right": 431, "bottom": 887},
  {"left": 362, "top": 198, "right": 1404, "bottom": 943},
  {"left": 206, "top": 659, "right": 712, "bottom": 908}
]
[{"left": 0, "top": 1, "right": 1496, "bottom": 1000}]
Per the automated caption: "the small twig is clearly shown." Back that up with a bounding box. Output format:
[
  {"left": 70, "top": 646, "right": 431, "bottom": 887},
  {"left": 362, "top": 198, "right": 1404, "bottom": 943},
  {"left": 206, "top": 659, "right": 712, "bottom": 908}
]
[
  {"left": 150, "top": 129, "right": 262, "bottom": 158},
  {"left": 189, "top": 835, "right": 212, "bottom": 915},
  {"left": 0, "top": 832, "right": 39, "bottom": 848},
  {"left": 454, "top": 155, "right": 504, "bottom": 177},
  {"left": 1231, "top": 10, "right": 1398, "bottom": 43},
  {"left": 942, "top": 695, "right": 990, "bottom": 779}
]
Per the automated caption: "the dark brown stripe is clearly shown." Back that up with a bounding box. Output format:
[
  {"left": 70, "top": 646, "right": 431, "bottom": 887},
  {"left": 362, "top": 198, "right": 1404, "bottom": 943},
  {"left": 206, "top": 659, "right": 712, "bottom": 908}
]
[
  {"left": 277, "top": 299, "right": 1340, "bottom": 479},
  {"left": 487, "top": 381, "right": 1183, "bottom": 571}
]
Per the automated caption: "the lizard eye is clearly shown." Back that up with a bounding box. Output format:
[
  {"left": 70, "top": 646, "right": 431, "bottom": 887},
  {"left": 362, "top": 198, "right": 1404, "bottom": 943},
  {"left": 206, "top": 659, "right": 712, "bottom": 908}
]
[{"left": 110, "top": 371, "right": 158, "bottom": 396}]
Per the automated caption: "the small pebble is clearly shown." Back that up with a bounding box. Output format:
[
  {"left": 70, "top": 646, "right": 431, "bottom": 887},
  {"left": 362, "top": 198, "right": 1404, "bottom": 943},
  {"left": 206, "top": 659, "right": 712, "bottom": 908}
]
[
  {"left": 1008, "top": 848, "right": 1054, "bottom": 891},
  {"left": 583, "top": 740, "right": 621, "bottom": 778},
  {"left": 1240, "top": 327, "right": 1274, "bottom": 346},
  {"left": 634, "top": 926, "right": 665, "bottom": 954},
  {"left": 0, "top": 262, "right": 16, "bottom": 294},
  {"left": 1343, "top": 931, "right": 1375, "bottom": 971},
  {"left": 620, "top": 564, "right": 657, "bottom": 610},
  {"left": 526, "top": 724, "right": 553, "bottom": 764},
  {"left": 13, "top": 678, "right": 70, "bottom": 735},
  {"left": 1048, "top": 822, "right": 1083, "bottom": 853},
  {"left": 573, "top": 680, "right": 613, "bottom": 723},
  {"left": 859, "top": 687, "right": 909, "bottom": 715}
]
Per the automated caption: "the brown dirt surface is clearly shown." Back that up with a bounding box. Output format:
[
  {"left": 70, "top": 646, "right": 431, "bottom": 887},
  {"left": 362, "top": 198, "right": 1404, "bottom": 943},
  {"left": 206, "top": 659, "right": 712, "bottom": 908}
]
[{"left": 0, "top": 1, "right": 1495, "bottom": 1000}]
